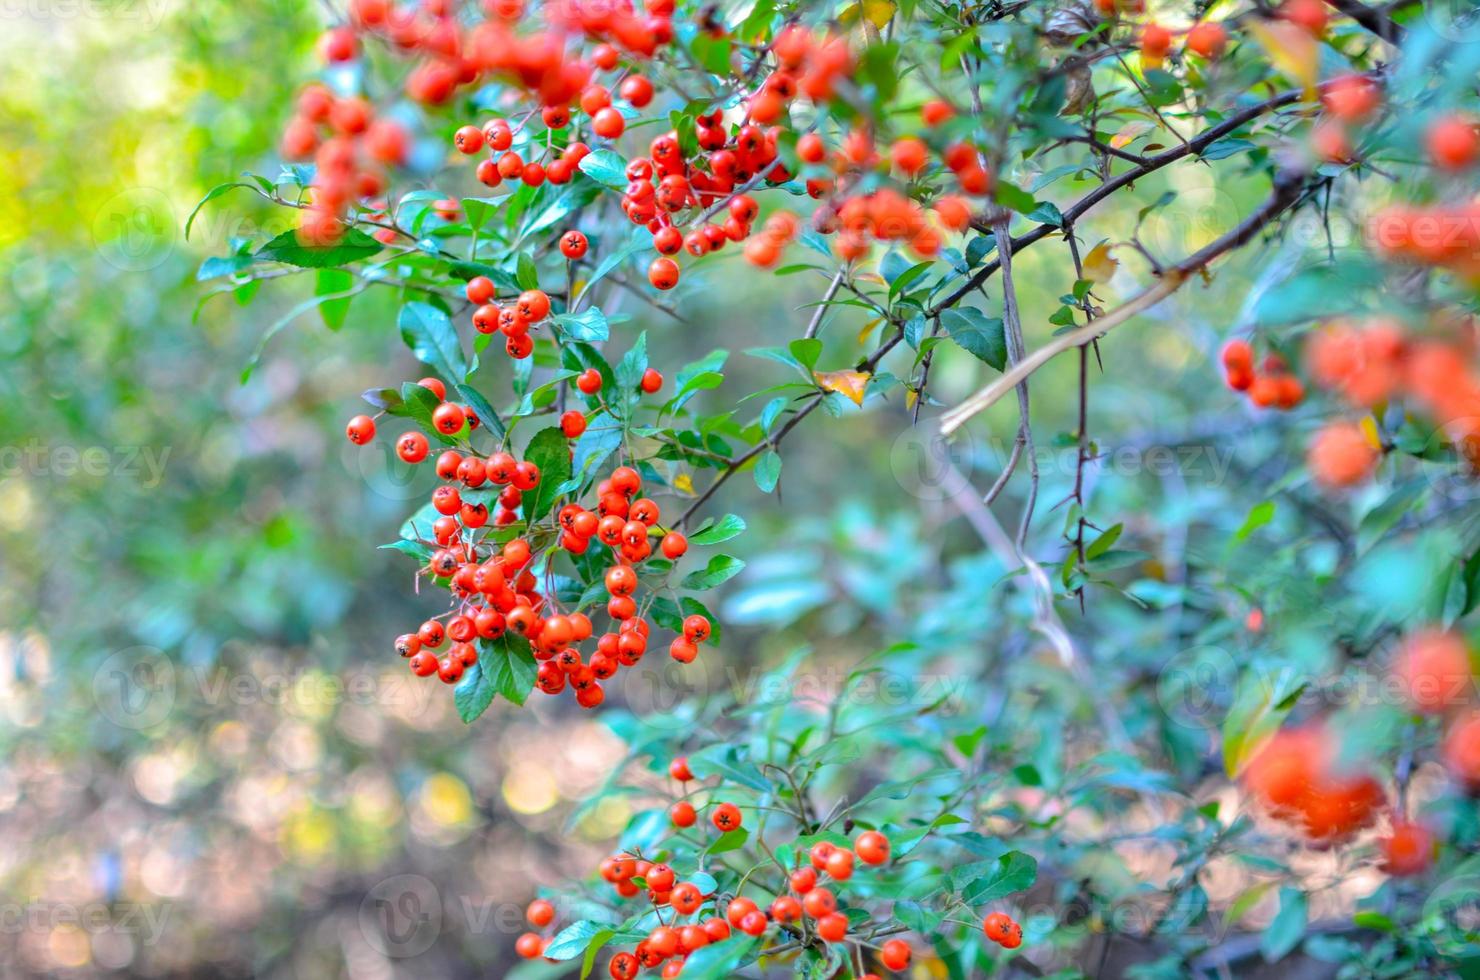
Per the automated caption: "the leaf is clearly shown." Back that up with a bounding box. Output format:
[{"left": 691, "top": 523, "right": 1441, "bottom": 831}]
[
  {"left": 940, "top": 308, "right": 1007, "bottom": 370},
  {"left": 1260, "top": 887, "right": 1307, "bottom": 962},
  {"left": 553, "top": 307, "right": 610, "bottom": 343},
  {"left": 1235, "top": 501, "right": 1276, "bottom": 542},
  {"left": 398, "top": 302, "right": 469, "bottom": 382},
  {"left": 615, "top": 333, "right": 650, "bottom": 395},
  {"left": 454, "top": 383, "right": 506, "bottom": 440},
  {"left": 754, "top": 451, "right": 782, "bottom": 493},
  {"left": 1109, "top": 120, "right": 1153, "bottom": 149},
  {"left": 315, "top": 269, "right": 355, "bottom": 330},
  {"left": 1245, "top": 20, "right": 1318, "bottom": 97},
  {"left": 482, "top": 634, "right": 538, "bottom": 707},
  {"left": 1081, "top": 242, "right": 1118, "bottom": 284},
  {"left": 572, "top": 411, "right": 623, "bottom": 480},
  {"left": 687, "top": 744, "right": 769, "bottom": 790},
  {"left": 682, "top": 555, "right": 746, "bottom": 591},
  {"left": 690, "top": 514, "right": 746, "bottom": 546},
  {"left": 1222, "top": 668, "right": 1308, "bottom": 777},
  {"left": 185, "top": 181, "right": 255, "bottom": 240},
  {"left": 521, "top": 427, "right": 573, "bottom": 523},
  {"left": 1085, "top": 523, "right": 1123, "bottom": 560},
  {"left": 453, "top": 661, "right": 496, "bottom": 723},
  {"left": 516, "top": 251, "right": 539, "bottom": 290},
  {"left": 255, "top": 227, "right": 381, "bottom": 268},
  {"left": 672, "top": 936, "right": 758, "bottom": 980},
  {"left": 813, "top": 370, "right": 870, "bottom": 407},
  {"left": 960, "top": 851, "right": 1037, "bottom": 904},
  {"left": 578, "top": 149, "right": 628, "bottom": 188},
  {"left": 544, "top": 920, "right": 607, "bottom": 961}
]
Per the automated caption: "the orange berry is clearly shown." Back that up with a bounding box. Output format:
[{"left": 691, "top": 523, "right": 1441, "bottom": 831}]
[{"left": 1307, "top": 421, "right": 1379, "bottom": 488}]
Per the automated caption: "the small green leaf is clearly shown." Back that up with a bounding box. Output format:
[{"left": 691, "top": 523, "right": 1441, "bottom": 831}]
[
  {"left": 754, "top": 450, "right": 782, "bottom": 493},
  {"left": 682, "top": 555, "right": 746, "bottom": 591},
  {"left": 690, "top": 514, "right": 746, "bottom": 546},
  {"left": 578, "top": 149, "right": 628, "bottom": 188},
  {"left": 553, "top": 308, "right": 610, "bottom": 343},
  {"left": 941, "top": 308, "right": 1007, "bottom": 370}
]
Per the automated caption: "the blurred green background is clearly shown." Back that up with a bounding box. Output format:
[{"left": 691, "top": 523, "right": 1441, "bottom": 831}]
[{"left": 4, "top": 3, "right": 1455, "bottom": 978}]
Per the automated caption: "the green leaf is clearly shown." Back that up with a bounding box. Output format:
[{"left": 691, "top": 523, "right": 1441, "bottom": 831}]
[
  {"left": 960, "top": 851, "right": 1037, "bottom": 904},
  {"left": 578, "top": 149, "right": 628, "bottom": 188},
  {"left": 255, "top": 226, "right": 381, "bottom": 268},
  {"left": 521, "top": 427, "right": 573, "bottom": 523},
  {"left": 1235, "top": 501, "right": 1276, "bottom": 542},
  {"left": 454, "top": 660, "right": 496, "bottom": 723},
  {"left": 398, "top": 301, "right": 469, "bottom": 382},
  {"left": 315, "top": 268, "right": 354, "bottom": 330},
  {"left": 454, "top": 383, "right": 506, "bottom": 440},
  {"left": 482, "top": 634, "right": 538, "bottom": 707},
  {"left": 1260, "top": 887, "right": 1307, "bottom": 962},
  {"left": 671, "top": 936, "right": 757, "bottom": 980},
  {"left": 1222, "top": 668, "right": 1308, "bottom": 777},
  {"left": 615, "top": 332, "right": 650, "bottom": 394},
  {"left": 553, "top": 307, "right": 610, "bottom": 343},
  {"left": 941, "top": 308, "right": 1007, "bottom": 370},
  {"left": 572, "top": 411, "right": 623, "bottom": 480},
  {"left": 1085, "top": 523, "right": 1122, "bottom": 560},
  {"left": 754, "top": 450, "right": 782, "bottom": 493},
  {"left": 185, "top": 181, "right": 256, "bottom": 239},
  {"left": 687, "top": 744, "right": 769, "bottom": 790},
  {"left": 516, "top": 251, "right": 539, "bottom": 290},
  {"left": 543, "top": 920, "right": 607, "bottom": 961},
  {"left": 682, "top": 555, "right": 746, "bottom": 591},
  {"left": 690, "top": 514, "right": 746, "bottom": 546}
]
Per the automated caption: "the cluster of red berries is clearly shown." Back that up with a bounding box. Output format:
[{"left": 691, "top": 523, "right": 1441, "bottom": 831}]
[
  {"left": 1220, "top": 340, "right": 1305, "bottom": 410},
  {"left": 588, "top": 827, "right": 913, "bottom": 978},
  {"left": 347, "top": 376, "right": 711, "bottom": 707},
  {"left": 513, "top": 897, "right": 559, "bottom": 961},
  {"left": 1241, "top": 724, "right": 1386, "bottom": 843},
  {"left": 1303, "top": 319, "right": 1480, "bottom": 487},
  {"left": 981, "top": 911, "right": 1024, "bottom": 950},
  {"left": 279, "top": 84, "right": 410, "bottom": 245},
  {"left": 464, "top": 278, "right": 554, "bottom": 360}
]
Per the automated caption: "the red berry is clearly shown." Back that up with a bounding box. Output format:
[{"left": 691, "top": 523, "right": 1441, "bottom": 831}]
[
  {"left": 660, "top": 532, "right": 687, "bottom": 559},
  {"left": 561, "top": 410, "right": 587, "bottom": 438},
  {"left": 432, "top": 402, "right": 466, "bottom": 435},
  {"left": 648, "top": 257, "right": 679, "bottom": 290},
  {"left": 577, "top": 368, "right": 603, "bottom": 394},
  {"left": 854, "top": 830, "right": 890, "bottom": 865},
  {"left": 346, "top": 414, "right": 376, "bottom": 444},
  {"left": 454, "top": 125, "right": 485, "bottom": 154},
  {"left": 669, "top": 801, "right": 697, "bottom": 827},
  {"left": 515, "top": 932, "right": 544, "bottom": 959},
  {"left": 527, "top": 898, "right": 556, "bottom": 927},
  {"left": 397, "top": 432, "right": 430, "bottom": 462},
  {"left": 880, "top": 939, "right": 912, "bottom": 970},
  {"left": 815, "top": 912, "right": 847, "bottom": 942},
  {"left": 418, "top": 377, "right": 447, "bottom": 400},
  {"left": 669, "top": 756, "right": 694, "bottom": 781},
  {"left": 560, "top": 230, "right": 589, "bottom": 259},
  {"left": 711, "top": 801, "right": 742, "bottom": 832},
  {"left": 465, "top": 275, "right": 495, "bottom": 304},
  {"left": 640, "top": 368, "right": 663, "bottom": 393}
]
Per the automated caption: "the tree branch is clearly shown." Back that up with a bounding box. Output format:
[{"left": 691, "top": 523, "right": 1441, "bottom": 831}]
[{"left": 940, "top": 170, "right": 1309, "bottom": 436}]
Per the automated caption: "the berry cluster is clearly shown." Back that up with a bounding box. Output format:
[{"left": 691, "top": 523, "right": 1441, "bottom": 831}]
[
  {"left": 1219, "top": 340, "right": 1305, "bottom": 411},
  {"left": 347, "top": 375, "right": 713, "bottom": 709},
  {"left": 1240, "top": 725, "right": 1386, "bottom": 843},
  {"left": 464, "top": 277, "right": 554, "bottom": 360}
]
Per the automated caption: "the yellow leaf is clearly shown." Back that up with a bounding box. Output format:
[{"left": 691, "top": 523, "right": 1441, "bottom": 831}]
[
  {"left": 1245, "top": 20, "right": 1318, "bottom": 98},
  {"left": 854, "top": 272, "right": 886, "bottom": 286},
  {"left": 1360, "top": 415, "right": 1382, "bottom": 451},
  {"left": 861, "top": 0, "right": 895, "bottom": 28},
  {"left": 1082, "top": 242, "right": 1118, "bottom": 284},
  {"left": 1109, "top": 120, "right": 1153, "bottom": 150},
  {"left": 813, "top": 369, "right": 871, "bottom": 407},
  {"left": 905, "top": 387, "right": 919, "bottom": 410},
  {"left": 856, "top": 316, "right": 883, "bottom": 344},
  {"left": 673, "top": 472, "right": 694, "bottom": 495}
]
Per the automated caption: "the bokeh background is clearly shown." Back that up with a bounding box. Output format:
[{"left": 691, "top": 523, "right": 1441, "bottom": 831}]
[{"left": 4, "top": 3, "right": 1471, "bottom": 979}]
